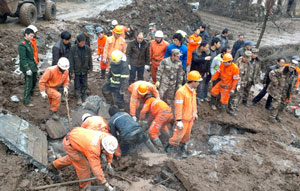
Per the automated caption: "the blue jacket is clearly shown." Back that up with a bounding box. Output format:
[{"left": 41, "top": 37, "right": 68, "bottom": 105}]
[
  {"left": 108, "top": 112, "right": 141, "bottom": 140},
  {"left": 164, "top": 44, "right": 188, "bottom": 71}
]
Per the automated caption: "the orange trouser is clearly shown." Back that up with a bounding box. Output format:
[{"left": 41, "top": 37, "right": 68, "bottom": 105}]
[
  {"left": 100, "top": 60, "right": 107, "bottom": 70},
  {"left": 53, "top": 137, "right": 91, "bottom": 188},
  {"left": 46, "top": 87, "right": 61, "bottom": 112},
  {"left": 169, "top": 120, "right": 194, "bottom": 146},
  {"left": 210, "top": 82, "right": 231, "bottom": 104},
  {"left": 150, "top": 65, "right": 158, "bottom": 83},
  {"left": 148, "top": 111, "right": 173, "bottom": 139}
]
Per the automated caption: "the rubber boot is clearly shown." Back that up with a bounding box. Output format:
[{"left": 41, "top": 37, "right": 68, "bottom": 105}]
[
  {"left": 100, "top": 69, "right": 106, "bottom": 79},
  {"left": 179, "top": 143, "right": 188, "bottom": 158},
  {"left": 50, "top": 111, "right": 59, "bottom": 120},
  {"left": 210, "top": 96, "right": 217, "bottom": 111},
  {"left": 46, "top": 162, "right": 59, "bottom": 175},
  {"left": 242, "top": 100, "right": 249, "bottom": 107},
  {"left": 160, "top": 130, "right": 171, "bottom": 145},
  {"left": 145, "top": 138, "right": 159, "bottom": 153},
  {"left": 75, "top": 90, "right": 82, "bottom": 105},
  {"left": 165, "top": 144, "right": 179, "bottom": 158},
  {"left": 152, "top": 138, "right": 164, "bottom": 152},
  {"left": 102, "top": 90, "right": 114, "bottom": 105},
  {"left": 81, "top": 90, "right": 87, "bottom": 102}
]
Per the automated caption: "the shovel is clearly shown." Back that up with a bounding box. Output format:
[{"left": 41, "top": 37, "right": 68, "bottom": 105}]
[{"left": 64, "top": 92, "right": 72, "bottom": 130}]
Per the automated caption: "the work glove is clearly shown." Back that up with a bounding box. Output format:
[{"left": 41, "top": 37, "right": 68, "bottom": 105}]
[
  {"left": 296, "top": 88, "right": 300, "bottom": 95},
  {"left": 205, "top": 56, "right": 211, "bottom": 61},
  {"left": 128, "top": 65, "right": 131, "bottom": 70},
  {"left": 132, "top": 116, "right": 137, "bottom": 122},
  {"left": 145, "top": 65, "right": 150, "bottom": 71},
  {"left": 26, "top": 70, "right": 32, "bottom": 76},
  {"left": 41, "top": 91, "right": 48, "bottom": 99},
  {"left": 194, "top": 114, "right": 198, "bottom": 120},
  {"left": 103, "top": 59, "right": 107, "bottom": 64},
  {"left": 97, "top": 55, "right": 102, "bottom": 61},
  {"left": 230, "top": 90, "right": 235, "bottom": 96},
  {"left": 63, "top": 87, "right": 68, "bottom": 96},
  {"left": 155, "top": 81, "right": 160, "bottom": 88},
  {"left": 106, "top": 163, "right": 115, "bottom": 175},
  {"left": 176, "top": 120, "right": 184, "bottom": 130},
  {"left": 236, "top": 85, "right": 240, "bottom": 91}
]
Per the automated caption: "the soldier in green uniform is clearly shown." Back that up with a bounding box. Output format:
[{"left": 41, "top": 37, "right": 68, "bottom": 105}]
[{"left": 18, "top": 28, "right": 38, "bottom": 106}]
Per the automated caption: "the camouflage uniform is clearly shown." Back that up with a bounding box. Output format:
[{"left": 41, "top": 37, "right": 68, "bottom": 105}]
[
  {"left": 267, "top": 66, "right": 298, "bottom": 119},
  {"left": 229, "top": 54, "right": 260, "bottom": 112},
  {"left": 156, "top": 57, "right": 184, "bottom": 106}
]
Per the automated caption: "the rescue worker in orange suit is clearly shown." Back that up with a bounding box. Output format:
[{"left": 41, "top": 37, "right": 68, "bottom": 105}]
[
  {"left": 27, "top": 25, "right": 39, "bottom": 64},
  {"left": 187, "top": 27, "right": 202, "bottom": 71},
  {"left": 81, "top": 113, "right": 110, "bottom": 132},
  {"left": 47, "top": 127, "right": 117, "bottom": 191},
  {"left": 139, "top": 94, "right": 173, "bottom": 151},
  {"left": 149, "top": 30, "right": 169, "bottom": 83},
  {"left": 96, "top": 27, "right": 108, "bottom": 79},
  {"left": 103, "top": 25, "right": 127, "bottom": 70},
  {"left": 128, "top": 81, "right": 159, "bottom": 121},
  {"left": 39, "top": 57, "right": 70, "bottom": 120},
  {"left": 81, "top": 113, "right": 122, "bottom": 161},
  {"left": 111, "top": 19, "right": 130, "bottom": 39},
  {"left": 210, "top": 53, "right": 240, "bottom": 113},
  {"left": 165, "top": 71, "right": 201, "bottom": 157}
]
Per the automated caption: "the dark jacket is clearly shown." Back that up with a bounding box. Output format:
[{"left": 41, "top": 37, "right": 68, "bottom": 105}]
[
  {"left": 18, "top": 38, "right": 37, "bottom": 73},
  {"left": 216, "top": 34, "right": 228, "bottom": 50},
  {"left": 108, "top": 112, "right": 141, "bottom": 141},
  {"left": 263, "top": 64, "right": 278, "bottom": 85},
  {"left": 191, "top": 49, "right": 211, "bottom": 76},
  {"left": 52, "top": 39, "right": 71, "bottom": 66},
  {"left": 231, "top": 40, "right": 245, "bottom": 58},
  {"left": 234, "top": 47, "right": 246, "bottom": 61},
  {"left": 69, "top": 44, "right": 92, "bottom": 75},
  {"left": 107, "top": 59, "right": 129, "bottom": 91},
  {"left": 127, "top": 39, "right": 149, "bottom": 67},
  {"left": 200, "top": 30, "right": 211, "bottom": 43}
]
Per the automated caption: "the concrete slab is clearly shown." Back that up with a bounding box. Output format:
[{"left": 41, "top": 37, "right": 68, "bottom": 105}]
[{"left": 0, "top": 113, "right": 48, "bottom": 167}]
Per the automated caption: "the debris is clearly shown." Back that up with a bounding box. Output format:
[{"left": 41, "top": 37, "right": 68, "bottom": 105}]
[
  {"left": 0, "top": 113, "right": 48, "bottom": 168},
  {"left": 10, "top": 95, "right": 19, "bottom": 102}
]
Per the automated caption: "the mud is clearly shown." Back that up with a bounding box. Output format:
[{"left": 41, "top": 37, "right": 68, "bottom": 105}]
[{"left": 0, "top": 0, "right": 300, "bottom": 191}]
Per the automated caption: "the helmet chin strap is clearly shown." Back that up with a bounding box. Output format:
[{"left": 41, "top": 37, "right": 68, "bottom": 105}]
[{"left": 58, "top": 67, "right": 65, "bottom": 74}]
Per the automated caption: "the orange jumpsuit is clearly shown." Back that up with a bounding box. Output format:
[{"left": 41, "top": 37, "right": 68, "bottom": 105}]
[
  {"left": 53, "top": 127, "right": 114, "bottom": 188},
  {"left": 210, "top": 62, "right": 240, "bottom": 104},
  {"left": 296, "top": 67, "right": 300, "bottom": 89},
  {"left": 39, "top": 66, "right": 69, "bottom": 112},
  {"left": 149, "top": 40, "right": 169, "bottom": 83},
  {"left": 128, "top": 81, "right": 159, "bottom": 116},
  {"left": 31, "top": 38, "right": 39, "bottom": 64},
  {"left": 140, "top": 97, "right": 173, "bottom": 139},
  {"left": 103, "top": 35, "right": 127, "bottom": 69},
  {"left": 187, "top": 34, "right": 202, "bottom": 66},
  {"left": 97, "top": 35, "right": 108, "bottom": 70},
  {"left": 169, "top": 84, "right": 197, "bottom": 146},
  {"left": 81, "top": 116, "right": 109, "bottom": 132}
]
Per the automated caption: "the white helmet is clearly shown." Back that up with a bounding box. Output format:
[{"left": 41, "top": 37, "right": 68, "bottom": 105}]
[
  {"left": 155, "top": 30, "right": 164, "bottom": 38},
  {"left": 27, "top": 25, "right": 38, "bottom": 33},
  {"left": 102, "top": 136, "right": 118, "bottom": 154},
  {"left": 111, "top": 20, "right": 118, "bottom": 26},
  {"left": 82, "top": 113, "right": 92, "bottom": 122},
  {"left": 176, "top": 30, "right": 187, "bottom": 38},
  {"left": 57, "top": 57, "right": 70, "bottom": 70}
]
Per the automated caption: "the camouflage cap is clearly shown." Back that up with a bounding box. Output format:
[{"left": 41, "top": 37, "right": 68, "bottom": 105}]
[
  {"left": 244, "top": 50, "right": 252, "bottom": 59},
  {"left": 172, "top": 49, "right": 183, "bottom": 57}
]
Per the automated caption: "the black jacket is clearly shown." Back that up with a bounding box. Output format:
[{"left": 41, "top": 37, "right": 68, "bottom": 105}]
[
  {"left": 52, "top": 39, "right": 71, "bottom": 66},
  {"left": 200, "top": 30, "right": 211, "bottom": 43},
  {"left": 264, "top": 64, "right": 278, "bottom": 85},
  {"left": 127, "top": 39, "right": 149, "bottom": 67},
  {"left": 69, "top": 44, "right": 92, "bottom": 74},
  {"left": 191, "top": 50, "right": 211, "bottom": 76}
]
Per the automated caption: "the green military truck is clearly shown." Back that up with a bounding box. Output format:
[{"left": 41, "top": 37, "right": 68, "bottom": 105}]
[{"left": 0, "top": 0, "right": 56, "bottom": 26}]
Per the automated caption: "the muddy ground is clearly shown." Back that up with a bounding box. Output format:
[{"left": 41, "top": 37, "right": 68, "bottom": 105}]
[{"left": 1, "top": 0, "right": 300, "bottom": 190}]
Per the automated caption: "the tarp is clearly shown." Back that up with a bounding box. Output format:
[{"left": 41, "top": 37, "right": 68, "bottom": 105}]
[{"left": 0, "top": 113, "right": 48, "bottom": 168}]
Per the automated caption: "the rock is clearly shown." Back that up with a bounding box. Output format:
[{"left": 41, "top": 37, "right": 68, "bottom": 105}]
[
  {"left": 19, "top": 179, "right": 30, "bottom": 188},
  {"left": 10, "top": 95, "right": 19, "bottom": 102},
  {"left": 82, "top": 95, "right": 103, "bottom": 114},
  {"left": 45, "top": 119, "right": 69, "bottom": 139},
  {"left": 70, "top": 109, "right": 94, "bottom": 127},
  {"left": 208, "top": 135, "right": 247, "bottom": 155}
]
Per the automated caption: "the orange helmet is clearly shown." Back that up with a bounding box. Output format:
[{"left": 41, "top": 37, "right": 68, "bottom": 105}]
[
  {"left": 114, "top": 25, "right": 123, "bottom": 34},
  {"left": 138, "top": 83, "right": 148, "bottom": 95},
  {"left": 187, "top": 70, "right": 202, "bottom": 81},
  {"left": 222, "top": 53, "right": 233, "bottom": 62}
]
